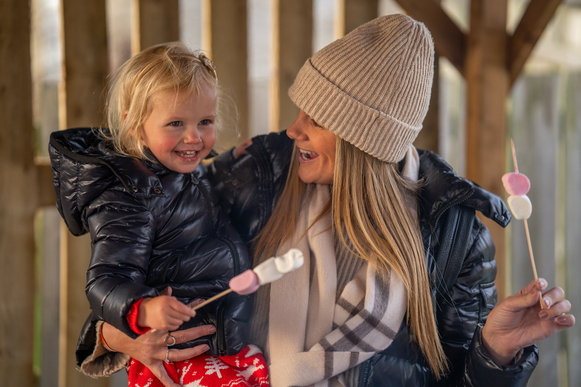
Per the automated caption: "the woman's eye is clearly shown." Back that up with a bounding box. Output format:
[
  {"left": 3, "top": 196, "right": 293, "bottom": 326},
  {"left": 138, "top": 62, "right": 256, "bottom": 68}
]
[
  {"left": 169, "top": 121, "right": 183, "bottom": 127},
  {"left": 311, "top": 119, "right": 323, "bottom": 128}
]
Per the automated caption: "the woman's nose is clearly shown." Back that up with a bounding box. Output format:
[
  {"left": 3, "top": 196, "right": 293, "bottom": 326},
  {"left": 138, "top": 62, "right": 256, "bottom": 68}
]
[{"left": 287, "top": 114, "right": 307, "bottom": 140}]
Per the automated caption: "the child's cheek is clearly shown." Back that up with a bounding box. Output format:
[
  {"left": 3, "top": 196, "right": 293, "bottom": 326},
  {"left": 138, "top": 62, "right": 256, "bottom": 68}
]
[{"left": 206, "top": 129, "right": 217, "bottom": 149}]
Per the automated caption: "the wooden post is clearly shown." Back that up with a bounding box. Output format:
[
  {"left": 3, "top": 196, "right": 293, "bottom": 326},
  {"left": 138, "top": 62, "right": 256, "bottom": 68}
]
[
  {"left": 131, "top": 0, "right": 179, "bottom": 54},
  {"left": 465, "top": 0, "right": 509, "bottom": 299},
  {"left": 0, "top": 0, "right": 36, "bottom": 385},
  {"left": 203, "top": 0, "right": 249, "bottom": 149},
  {"left": 335, "top": 0, "right": 378, "bottom": 38},
  {"left": 59, "top": 0, "right": 109, "bottom": 386},
  {"left": 270, "top": 0, "right": 313, "bottom": 132}
]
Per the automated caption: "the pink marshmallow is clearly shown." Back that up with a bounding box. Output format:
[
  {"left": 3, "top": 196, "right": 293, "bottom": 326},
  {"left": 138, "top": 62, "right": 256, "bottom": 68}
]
[
  {"left": 502, "top": 172, "right": 530, "bottom": 196},
  {"left": 229, "top": 269, "right": 260, "bottom": 295}
]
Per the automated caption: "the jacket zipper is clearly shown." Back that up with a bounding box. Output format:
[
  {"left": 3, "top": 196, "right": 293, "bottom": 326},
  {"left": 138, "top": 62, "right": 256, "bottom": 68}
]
[
  {"left": 213, "top": 236, "right": 240, "bottom": 355},
  {"left": 195, "top": 175, "right": 241, "bottom": 355}
]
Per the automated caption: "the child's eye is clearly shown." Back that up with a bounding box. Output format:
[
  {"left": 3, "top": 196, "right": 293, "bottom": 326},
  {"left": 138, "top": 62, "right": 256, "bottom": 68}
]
[
  {"left": 169, "top": 121, "right": 183, "bottom": 127},
  {"left": 199, "top": 119, "right": 211, "bottom": 126}
]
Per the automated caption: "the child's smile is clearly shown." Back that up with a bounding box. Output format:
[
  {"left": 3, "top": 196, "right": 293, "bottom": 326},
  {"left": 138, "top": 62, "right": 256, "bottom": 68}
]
[{"left": 138, "top": 87, "right": 217, "bottom": 173}]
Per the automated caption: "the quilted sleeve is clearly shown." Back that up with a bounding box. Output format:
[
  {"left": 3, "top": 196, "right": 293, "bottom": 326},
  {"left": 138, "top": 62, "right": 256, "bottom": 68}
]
[
  {"left": 435, "top": 217, "right": 538, "bottom": 386},
  {"left": 84, "top": 190, "right": 158, "bottom": 338}
]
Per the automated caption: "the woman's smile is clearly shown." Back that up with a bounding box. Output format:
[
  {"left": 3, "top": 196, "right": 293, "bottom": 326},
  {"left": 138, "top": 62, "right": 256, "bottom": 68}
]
[
  {"left": 298, "top": 148, "right": 319, "bottom": 161},
  {"left": 287, "top": 110, "right": 336, "bottom": 185}
]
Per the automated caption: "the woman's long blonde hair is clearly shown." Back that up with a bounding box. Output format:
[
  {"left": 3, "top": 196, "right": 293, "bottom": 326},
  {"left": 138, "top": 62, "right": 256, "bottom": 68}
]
[{"left": 253, "top": 137, "right": 448, "bottom": 378}]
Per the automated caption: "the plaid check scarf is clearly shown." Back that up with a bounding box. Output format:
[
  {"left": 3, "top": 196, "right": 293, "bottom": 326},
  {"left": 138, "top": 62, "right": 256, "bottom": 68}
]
[{"left": 265, "top": 183, "right": 408, "bottom": 387}]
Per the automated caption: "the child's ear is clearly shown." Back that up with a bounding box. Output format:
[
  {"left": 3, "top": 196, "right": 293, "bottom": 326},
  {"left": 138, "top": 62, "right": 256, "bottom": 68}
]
[
  {"left": 124, "top": 111, "right": 139, "bottom": 139},
  {"left": 129, "top": 126, "right": 140, "bottom": 139}
]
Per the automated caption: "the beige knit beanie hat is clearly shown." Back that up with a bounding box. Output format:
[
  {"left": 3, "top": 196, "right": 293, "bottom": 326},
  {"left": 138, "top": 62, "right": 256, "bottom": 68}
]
[{"left": 288, "top": 14, "right": 434, "bottom": 163}]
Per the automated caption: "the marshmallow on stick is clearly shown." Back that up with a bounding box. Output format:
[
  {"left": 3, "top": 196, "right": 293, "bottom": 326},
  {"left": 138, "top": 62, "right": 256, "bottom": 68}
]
[
  {"left": 192, "top": 248, "right": 304, "bottom": 311},
  {"left": 502, "top": 140, "right": 543, "bottom": 309}
]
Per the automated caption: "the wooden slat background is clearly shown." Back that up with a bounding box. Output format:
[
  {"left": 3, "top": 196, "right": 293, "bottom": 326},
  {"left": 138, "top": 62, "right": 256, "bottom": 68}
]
[
  {"left": 2, "top": 1, "right": 579, "bottom": 386},
  {"left": 510, "top": 74, "right": 560, "bottom": 386},
  {"left": 562, "top": 73, "right": 581, "bottom": 387},
  {"left": 0, "top": 0, "right": 36, "bottom": 386}
]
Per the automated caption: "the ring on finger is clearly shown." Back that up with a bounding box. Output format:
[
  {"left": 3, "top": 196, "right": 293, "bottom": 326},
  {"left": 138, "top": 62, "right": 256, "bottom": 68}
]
[
  {"left": 164, "top": 332, "right": 176, "bottom": 347},
  {"left": 165, "top": 347, "right": 171, "bottom": 364}
]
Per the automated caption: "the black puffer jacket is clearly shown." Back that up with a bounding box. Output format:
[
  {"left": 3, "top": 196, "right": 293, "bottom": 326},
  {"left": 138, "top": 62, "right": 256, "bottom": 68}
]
[
  {"left": 49, "top": 128, "right": 251, "bottom": 358},
  {"left": 206, "top": 131, "right": 539, "bottom": 386}
]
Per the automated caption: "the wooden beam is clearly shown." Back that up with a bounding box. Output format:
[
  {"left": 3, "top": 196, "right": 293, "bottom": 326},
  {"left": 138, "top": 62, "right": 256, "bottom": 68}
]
[
  {"left": 394, "top": 0, "right": 466, "bottom": 77},
  {"left": 0, "top": 0, "right": 36, "bottom": 385},
  {"left": 203, "top": 0, "right": 249, "bottom": 149},
  {"left": 271, "top": 0, "right": 312, "bottom": 132},
  {"left": 59, "top": 0, "right": 109, "bottom": 385},
  {"left": 335, "top": 0, "right": 378, "bottom": 38},
  {"left": 508, "top": 0, "right": 562, "bottom": 87},
  {"left": 131, "top": 0, "right": 179, "bottom": 54},
  {"left": 465, "top": 0, "right": 509, "bottom": 300}
]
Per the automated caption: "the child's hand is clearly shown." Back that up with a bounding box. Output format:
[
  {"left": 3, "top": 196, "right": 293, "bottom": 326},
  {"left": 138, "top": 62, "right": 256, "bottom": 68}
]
[
  {"left": 233, "top": 138, "right": 252, "bottom": 158},
  {"left": 138, "top": 295, "right": 196, "bottom": 331}
]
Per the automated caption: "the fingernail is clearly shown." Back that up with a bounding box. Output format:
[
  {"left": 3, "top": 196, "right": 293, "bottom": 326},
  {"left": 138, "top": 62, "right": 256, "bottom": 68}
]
[
  {"left": 208, "top": 326, "right": 216, "bottom": 334},
  {"left": 539, "top": 279, "right": 546, "bottom": 288},
  {"left": 558, "top": 316, "right": 568, "bottom": 324},
  {"left": 202, "top": 345, "right": 210, "bottom": 352},
  {"left": 544, "top": 298, "right": 551, "bottom": 308},
  {"left": 539, "top": 311, "right": 549, "bottom": 319}
]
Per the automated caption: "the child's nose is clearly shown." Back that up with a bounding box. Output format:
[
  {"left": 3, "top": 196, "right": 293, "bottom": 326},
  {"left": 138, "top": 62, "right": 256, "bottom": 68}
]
[{"left": 184, "top": 129, "right": 202, "bottom": 144}]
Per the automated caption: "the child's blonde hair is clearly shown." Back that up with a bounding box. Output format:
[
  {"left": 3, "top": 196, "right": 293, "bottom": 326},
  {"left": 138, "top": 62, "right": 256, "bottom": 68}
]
[{"left": 103, "top": 42, "right": 225, "bottom": 159}]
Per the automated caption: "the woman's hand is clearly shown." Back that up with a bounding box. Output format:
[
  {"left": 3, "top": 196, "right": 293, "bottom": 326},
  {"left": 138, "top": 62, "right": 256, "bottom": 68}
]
[
  {"left": 102, "top": 322, "right": 215, "bottom": 387},
  {"left": 482, "top": 278, "right": 575, "bottom": 366},
  {"left": 103, "top": 288, "right": 213, "bottom": 387}
]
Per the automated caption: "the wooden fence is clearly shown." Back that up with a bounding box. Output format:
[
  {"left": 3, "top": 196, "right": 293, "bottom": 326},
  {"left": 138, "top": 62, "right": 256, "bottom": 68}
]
[{"left": 1, "top": 0, "right": 579, "bottom": 386}]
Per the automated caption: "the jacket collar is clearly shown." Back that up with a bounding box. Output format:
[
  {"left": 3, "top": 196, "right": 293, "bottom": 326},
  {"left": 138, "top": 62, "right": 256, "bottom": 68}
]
[{"left": 417, "top": 149, "right": 511, "bottom": 231}]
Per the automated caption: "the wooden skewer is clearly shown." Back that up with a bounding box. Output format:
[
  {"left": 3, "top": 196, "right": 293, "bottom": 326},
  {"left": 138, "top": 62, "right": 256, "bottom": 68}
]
[
  {"left": 511, "top": 139, "right": 543, "bottom": 309},
  {"left": 510, "top": 139, "right": 519, "bottom": 173},
  {"left": 191, "top": 288, "right": 233, "bottom": 311}
]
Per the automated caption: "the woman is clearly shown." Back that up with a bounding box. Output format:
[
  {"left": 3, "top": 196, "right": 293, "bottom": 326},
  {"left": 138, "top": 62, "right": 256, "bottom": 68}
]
[{"left": 78, "top": 14, "right": 574, "bottom": 386}]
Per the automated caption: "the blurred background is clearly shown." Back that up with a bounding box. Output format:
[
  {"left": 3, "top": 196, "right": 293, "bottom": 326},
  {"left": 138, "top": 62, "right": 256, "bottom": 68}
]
[{"left": 1, "top": 0, "right": 580, "bottom": 386}]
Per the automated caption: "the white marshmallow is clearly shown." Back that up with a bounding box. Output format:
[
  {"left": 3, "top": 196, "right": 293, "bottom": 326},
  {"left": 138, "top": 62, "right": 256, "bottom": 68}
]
[
  {"left": 253, "top": 258, "right": 282, "bottom": 285},
  {"left": 253, "top": 249, "right": 305, "bottom": 285},
  {"left": 274, "top": 248, "right": 304, "bottom": 274},
  {"left": 507, "top": 194, "right": 532, "bottom": 220}
]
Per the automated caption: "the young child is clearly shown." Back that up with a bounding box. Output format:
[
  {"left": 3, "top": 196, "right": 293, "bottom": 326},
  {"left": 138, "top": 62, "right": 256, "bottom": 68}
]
[{"left": 49, "top": 42, "right": 268, "bottom": 387}]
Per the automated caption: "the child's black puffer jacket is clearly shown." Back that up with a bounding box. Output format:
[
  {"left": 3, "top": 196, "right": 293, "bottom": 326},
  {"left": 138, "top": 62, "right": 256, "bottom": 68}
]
[{"left": 49, "top": 127, "right": 251, "bottom": 357}]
